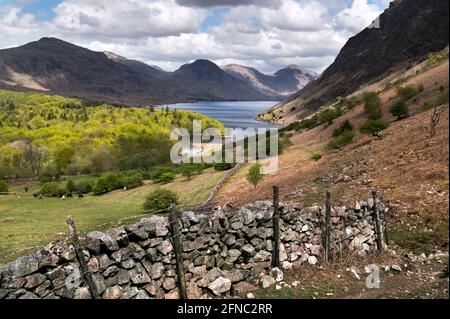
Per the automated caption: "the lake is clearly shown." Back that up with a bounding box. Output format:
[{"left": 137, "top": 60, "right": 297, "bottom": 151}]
[{"left": 162, "top": 101, "right": 282, "bottom": 131}]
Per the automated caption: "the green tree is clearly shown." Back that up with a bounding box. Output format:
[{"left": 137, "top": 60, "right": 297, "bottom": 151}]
[
  {"left": 66, "top": 179, "right": 76, "bottom": 193},
  {"left": 360, "top": 119, "right": 389, "bottom": 135},
  {"left": 363, "top": 92, "right": 382, "bottom": 120},
  {"left": 390, "top": 100, "right": 409, "bottom": 120},
  {"left": 54, "top": 146, "right": 75, "bottom": 173},
  {"left": 0, "top": 180, "right": 8, "bottom": 193},
  {"left": 143, "top": 189, "right": 179, "bottom": 213},
  {"left": 246, "top": 162, "right": 264, "bottom": 189}
]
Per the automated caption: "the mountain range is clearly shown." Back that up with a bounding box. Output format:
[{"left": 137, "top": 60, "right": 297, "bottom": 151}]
[
  {"left": 0, "top": 38, "right": 317, "bottom": 105},
  {"left": 263, "top": 0, "right": 449, "bottom": 122}
]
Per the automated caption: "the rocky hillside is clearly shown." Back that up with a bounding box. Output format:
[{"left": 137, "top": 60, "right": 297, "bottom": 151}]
[
  {"left": 0, "top": 38, "right": 277, "bottom": 105},
  {"left": 263, "top": 0, "right": 449, "bottom": 123},
  {"left": 223, "top": 64, "right": 317, "bottom": 98}
]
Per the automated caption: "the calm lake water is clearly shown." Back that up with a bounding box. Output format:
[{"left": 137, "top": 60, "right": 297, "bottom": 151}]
[{"left": 163, "top": 101, "right": 282, "bottom": 131}]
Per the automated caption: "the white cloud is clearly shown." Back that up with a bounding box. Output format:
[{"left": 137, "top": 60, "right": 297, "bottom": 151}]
[
  {"left": 333, "top": 0, "right": 382, "bottom": 34},
  {"left": 0, "top": 0, "right": 388, "bottom": 74}
]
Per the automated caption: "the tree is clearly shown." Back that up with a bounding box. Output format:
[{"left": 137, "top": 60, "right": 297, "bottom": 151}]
[
  {"left": 360, "top": 119, "right": 389, "bottom": 136},
  {"left": 90, "top": 145, "right": 113, "bottom": 175},
  {"left": 363, "top": 92, "right": 382, "bottom": 120},
  {"left": 390, "top": 100, "right": 409, "bottom": 120},
  {"left": 54, "top": 146, "right": 75, "bottom": 173},
  {"left": 423, "top": 104, "right": 448, "bottom": 138},
  {"left": 66, "top": 180, "right": 76, "bottom": 193},
  {"left": 246, "top": 162, "right": 264, "bottom": 189},
  {"left": 0, "top": 180, "right": 8, "bottom": 193},
  {"left": 143, "top": 189, "right": 179, "bottom": 213}
]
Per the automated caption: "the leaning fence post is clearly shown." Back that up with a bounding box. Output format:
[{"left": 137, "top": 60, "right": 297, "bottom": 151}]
[
  {"left": 169, "top": 207, "right": 188, "bottom": 299},
  {"left": 324, "top": 191, "right": 331, "bottom": 263},
  {"left": 372, "top": 190, "right": 383, "bottom": 253},
  {"left": 272, "top": 186, "right": 280, "bottom": 268},
  {"left": 66, "top": 215, "right": 101, "bottom": 299}
]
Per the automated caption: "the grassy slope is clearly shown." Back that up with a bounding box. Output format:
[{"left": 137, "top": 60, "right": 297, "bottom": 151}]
[
  {"left": 0, "top": 168, "right": 226, "bottom": 265},
  {"left": 216, "top": 60, "right": 449, "bottom": 254}
]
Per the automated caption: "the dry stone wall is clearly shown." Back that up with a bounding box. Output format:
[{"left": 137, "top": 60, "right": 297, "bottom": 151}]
[{"left": 0, "top": 198, "right": 387, "bottom": 299}]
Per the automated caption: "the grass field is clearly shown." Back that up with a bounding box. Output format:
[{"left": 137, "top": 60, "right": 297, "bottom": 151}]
[{"left": 0, "top": 168, "right": 226, "bottom": 265}]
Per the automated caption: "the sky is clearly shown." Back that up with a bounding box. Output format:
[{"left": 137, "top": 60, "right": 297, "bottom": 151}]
[{"left": 0, "top": 0, "right": 391, "bottom": 73}]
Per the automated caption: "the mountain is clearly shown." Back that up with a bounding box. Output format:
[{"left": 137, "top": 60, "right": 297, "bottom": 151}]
[
  {"left": 0, "top": 38, "right": 276, "bottom": 105},
  {"left": 266, "top": 0, "right": 449, "bottom": 122},
  {"left": 223, "top": 64, "right": 318, "bottom": 97},
  {"left": 104, "top": 51, "right": 166, "bottom": 77}
]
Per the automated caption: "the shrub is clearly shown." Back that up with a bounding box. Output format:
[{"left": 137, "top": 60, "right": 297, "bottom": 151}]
[
  {"left": 66, "top": 180, "right": 76, "bottom": 193},
  {"left": 390, "top": 100, "right": 409, "bottom": 119},
  {"left": 317, "top": 107, "right": 343, "bottom": 126},
  {"left": 157, "top": 172, "right": 176, "bottom": 184},
  {"left": 143, "top": 189, "right": 179, "bottom": 213},
  {"left": 396, "top": 85, "right": 419, "bottom": 101},
  {"left": 74, "top": 180, "right": 93, "bottom": 194},
  {"left": 360, "top": 119, "right": 389, "bottom": 135},
  {"left": 363, "top": 92, "right": 382, "bottom": 120},
  {"left": 246, "top": 162, "right": 264, "bottom": 189},
  {"left": 93, "top": 172, "right": 143, "bottom": 195},
  {"left": 310, "top": 153, "right": 322, "bottom": 161},
  {"left": 345, "top": 96, "right": 360, "bottom": 110},
  {"left": 122, "top": 173, "right": 144, "bottom": 188},
  {"left": 41, "top": 182, "right": 66, "bottom": 197},
  {"left": 327, "top": 130, "right": 355, "bottom": 150},
  {"left": 333, "top": 120, "right": 354, "bottom": 137},
  {"left": 0, "top": 180, "right": 8, "bottom": 192},
  {"left": 148, "top": 167, "right": 175, "bottom": 182}
]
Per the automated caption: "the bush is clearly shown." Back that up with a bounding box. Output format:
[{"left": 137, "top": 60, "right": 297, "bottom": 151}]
[
  {"left": 345, "top": 97, "right": 360, "bottom": 110},
  {"left": 317, "top": 107, "right": 343, "bottom": 126},
  {"left": 66, "top": 180, "right": 76, "bottom": 193},
  {"left": 74, "top": 180, "right": 93, "bottom": 194},
  {"left": 363, "top": 92, "right": 382, "bottom": 120},
  {"left": 396, "top": 85, "right": 419, "bottom": 101},
  {"left": 310, "top": 153, "right": 322, "bottom": 161},
  {"left": 246, "top": 162, "right": 264, "bottom": 189},
  {"left": 41, "top": 182, "right": 66, "bottom": 197},
  {"left": 93, "top": 171, "right": 143, "bottom": 195},
  {"left": 157, "top": 172, "right": 176, "bottom": 183},
  {"left": 122, "top": 173, "right": 144, "bottom": 188},
  {"left": 333, "top": 120, "right": 354, "bottom": 137},
  {"left": 148, "top": 167, "right": 176, "bottom": 182},
  {"left": 360, "top": 119, "right": 389, "bottom": 135},
  {"left": 143, "top": 189, "right": 179, "bottom": 213},
  {"left": 0, "top": 180, "right": 8, "bottom": 192},
  {"left": 327, "top": 130, "right": 355, "bottom": 150},
  {"left": 390, "top": 100, "right": 409, "bottom": 119}
]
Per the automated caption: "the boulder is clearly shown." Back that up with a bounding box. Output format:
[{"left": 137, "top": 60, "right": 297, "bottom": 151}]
[
  {"left": 162, "top": 277, "right": 176, "bottom": 291},
  {"left": 270, "top": 267, "right": 284, "bottom": 282},
  {"left": 8, "top": 256, "right": 39, "bottom": 277},
  {"left": 103, "top": 285, "right": 123, "bottom": 299},
  {"left": 208, "top": 277, "right": 232, "bottom": 296},
  {"left": 128, "top": 264, "right": 151, "bottom": 285},
  {"left": 24, "top": 273, "right": 46, "bottom": 289},
  {"left": 260, "top": 275, "right": 276, "bottom": 289},
  {"left": 156, "top": 241, "right": 173, "bottom": 255},
  {"left": 73, "top": 287, "right": 91, "bottom": 299}
]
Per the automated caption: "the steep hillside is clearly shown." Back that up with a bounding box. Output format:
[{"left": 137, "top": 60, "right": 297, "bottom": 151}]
[
  {"left": 216, "top": 58, "right": 449, "bottom": 255},
  {"left": 0, "top": 38, "right": 274, "bottom": 105},
  {"left": 223, "top": 64, "right": 317, "bottom": 97},
  {"left": 262, "top": 0, "right": 449, "bottom": 124}
]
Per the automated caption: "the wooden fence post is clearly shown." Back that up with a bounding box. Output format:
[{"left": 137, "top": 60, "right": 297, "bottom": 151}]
[
  {"left": 169, "top": 207, "right": 188, "bottom": 299},
  {"left": 66, "top": 215, "right": 101, "bottom": 299},
  {"left": 272, "top": 186, "right": 280, "bottom": 268},
  {"left": 324, "top": 191, "right": 331, "bottom": 263},
  {"left": 372, "top": 190, "right": 383, "bottom": 253}
]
